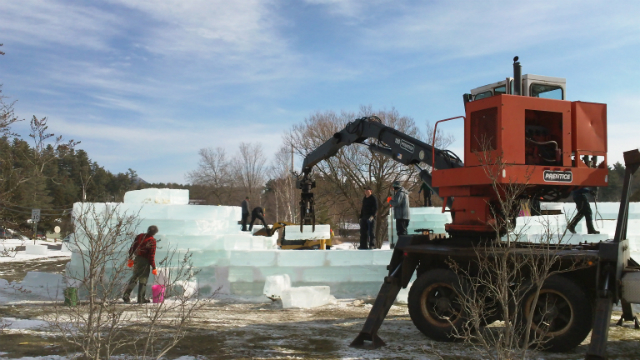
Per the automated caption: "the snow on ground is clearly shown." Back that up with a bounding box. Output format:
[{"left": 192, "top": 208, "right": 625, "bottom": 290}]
[
  {"left": 1, "top": 238, "right": 71, "bottom": 263},
  {"left": 1, "top": 240, "right": 640, "bottom": 359},
  {"left": 1, "top": 296, "right": 640, "bottom": 359},
  {"left": 0, "top": 239, "right": 70, "bottom": 303}
]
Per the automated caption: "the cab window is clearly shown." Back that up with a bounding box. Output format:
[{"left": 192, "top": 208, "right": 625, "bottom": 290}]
[
  {"left": 530, "top": 84, "right": 563, "bottom": 100},
  {"left": 494, "top": 85, "right": 506, "bottom": 95},
  {"left": 473, "top": 91, "right": 493, "bottom": 100}
]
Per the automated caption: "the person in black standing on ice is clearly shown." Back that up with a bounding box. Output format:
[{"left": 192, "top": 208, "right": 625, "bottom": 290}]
[
  {"left": 249, "top": 206, "right": 271, "bottom": 236},
  {"left": 241, "top": 196, "right": 250, "bottom": 231},
  {"left": 567, "top": 187, "right": 600, "bottom": 234},
  {"left": 358, "top": 186, "right": 378, "bottom": 249},
  {"left": 418, "top": 182, "right": 432, "bottom": 207}
]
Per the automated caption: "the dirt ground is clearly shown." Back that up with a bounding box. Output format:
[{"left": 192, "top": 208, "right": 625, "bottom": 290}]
[{"left": 1, "top": 260, "right": 640, "bottom": 359}]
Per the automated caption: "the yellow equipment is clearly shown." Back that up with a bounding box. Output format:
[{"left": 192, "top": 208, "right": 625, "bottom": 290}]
[{"left": 253, "top": 221, "right": 333, "bottom": 250}]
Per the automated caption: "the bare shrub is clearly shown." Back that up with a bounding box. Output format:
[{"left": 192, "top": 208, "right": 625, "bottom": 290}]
[
  {"left": 45, "top": 203, "right": 207, "bottom": 359},
  {"left": 447, "top": 147, "right": 590, "bottom": 359}
]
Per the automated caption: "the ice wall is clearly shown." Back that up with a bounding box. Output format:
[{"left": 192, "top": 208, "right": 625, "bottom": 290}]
[
  {"left": 389, "top": 203, "right": 640, "bottom": 262},
  {"left": 67, "top": 190, "right": 640, "bottom": 301}
]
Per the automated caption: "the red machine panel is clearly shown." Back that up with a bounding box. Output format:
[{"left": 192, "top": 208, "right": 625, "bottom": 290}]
[
  {"left": 572, "top": 101, "right": 607, "bottom": 166},
  {"left": 464, "top": 95, "right": 572, "bottom": 168}
]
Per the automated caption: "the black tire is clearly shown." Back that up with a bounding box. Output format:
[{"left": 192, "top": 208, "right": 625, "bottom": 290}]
[
  {"left": 408, "top": 269, "right": 467, "bottom": 342},
  {"left": 520, "top": 276, "right": 592, "bottom": 352}
]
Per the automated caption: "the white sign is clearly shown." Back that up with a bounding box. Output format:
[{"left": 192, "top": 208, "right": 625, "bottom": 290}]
[
  {"left": 31, "top": 209, "right": 41, "bottom": 223},
  {"left": 54, "top": 226, "right": 61, "bottom": 234}
]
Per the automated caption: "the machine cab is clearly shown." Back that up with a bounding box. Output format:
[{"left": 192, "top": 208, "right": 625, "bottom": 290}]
[{"left": 468, "top": 75, "right": 566, "bottom": 101}]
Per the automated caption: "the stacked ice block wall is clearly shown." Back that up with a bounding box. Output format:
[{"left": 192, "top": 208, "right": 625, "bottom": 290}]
[
  {"left": 68, "top": 189, "right": 640, "bottom": 299},
  {"left": 389, "top": 203, "right": 640, "bottom": 263}
]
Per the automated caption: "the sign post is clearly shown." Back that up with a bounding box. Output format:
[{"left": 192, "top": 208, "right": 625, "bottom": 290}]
[{"left": 31, "top": 209, "right": 40, "bottom": 245}]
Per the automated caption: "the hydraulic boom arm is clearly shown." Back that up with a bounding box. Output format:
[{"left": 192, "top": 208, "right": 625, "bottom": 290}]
[{"left": 297, "top": 116, "right": 463, "bottom": 231}]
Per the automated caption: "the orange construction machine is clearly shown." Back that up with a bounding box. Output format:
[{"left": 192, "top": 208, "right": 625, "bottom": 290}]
[
  {"left": 296, "top": 57, "right": 640, "bottom": 359},
  {"left": 434, "top": 57, "right": 608, "bottom": 237}
]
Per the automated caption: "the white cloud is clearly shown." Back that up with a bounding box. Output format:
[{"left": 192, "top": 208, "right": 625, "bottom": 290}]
[
  {"left": 0, "top": 0, "right": 123, "bottom": 50},
  {"left": 357, "top": 1, "right": 640, "bottom": 60},
  {"left": 109, "top": 0, "right": 290, "bottom": 60}
]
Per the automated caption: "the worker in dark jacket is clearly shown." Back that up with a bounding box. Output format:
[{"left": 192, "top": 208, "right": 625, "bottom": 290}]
[
  {"left": 241, "top": 196, "right": 250, "bottom": 231},
  {"left": 249, "top": 206, "right": 271, "bottom": 235},
  {"left": 388, "top": 181, "right": 410, "bottom": 238},
  {"left": 567, "top": 188, "right": 599, "bottom": 234},
  {"left": 359, "top": 186, "right": 378, "bottom": 249},
  {"left": 123, "top": 225, "right": 158, "bottom": 304},
  {"left": 418, "top": 182, "right": 432, "bottom": 207}
]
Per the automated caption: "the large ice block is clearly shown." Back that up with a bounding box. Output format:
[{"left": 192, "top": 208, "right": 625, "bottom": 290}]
[
  {"left": 223, "top": 234, "right": 253, "bottom": 250},
  {"left": 278, "top": 250, "right": 327, "bottom": 267},
  {"left": 372, "top": 250, "right": 393, "bottom": 265},
  {"left": 349, "top": 265, "right": 388, "bottom": 282},
  {"left": 229, "top": 250, "right": 277, "bottom": 267},
  {"left": 228, "top": 267, "right": 255, "bottom": 282},
  {"left": 326, "top": 250, "right": 375, "bottom": 266},
  {"left": 302, "top": 266, "right": 351, "bottom": 282},
  {"left": 284, "top": 225, "right": 331, "bottom": 240},
  {"left": 263, "top": 274, "right": 291, "bottom": 299},
  {"left": 258, "top": 267, "right": 304, "bottom": 283},
  {"left": 281, "top": 286, "right": 332, "bottom": 309},
  {"left": 124, "top": 188, "right": 189, "bottom": 205}
]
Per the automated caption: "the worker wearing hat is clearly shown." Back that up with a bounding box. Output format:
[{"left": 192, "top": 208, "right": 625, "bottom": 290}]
[{"left": 387, "top": 181, "right": 410, "bottom": 239}]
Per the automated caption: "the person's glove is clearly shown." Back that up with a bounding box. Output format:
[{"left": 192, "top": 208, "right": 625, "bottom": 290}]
[
  {"left": 386, "top": 196, "right": 392, "bottom": 203},
  {"left": 152, "top": 269, "right": 158, "bottom": 276},
  {"left": 368, "top": 216, "right": 374, "bottom": 222},
  {"left": 127, "top": 259, "right": 134, "bottom": 268}
]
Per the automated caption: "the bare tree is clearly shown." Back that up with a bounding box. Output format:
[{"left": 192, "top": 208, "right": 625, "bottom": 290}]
[
  {"left": 268, "top": 145, "right": 295, "bottom": 222},
  {"left": 442, "top": 147, "right": 591, "bottom": 359},
  {"left": 186, "top": 147, "right": 232, "bottom": 204},
  {"left": 46, "top": 203, "right": 206, "bottom": 359},
  {"left": 424, "top": 120, "right": 455, "bottom": 150},
  {"left": 0, "top": 84, "right": 20, "bottom": 138},
  {"left": 0, "top": 85, "right": 27, "bottom": 208},
  {"left": 287, "top": 106, "right": 422, "bottom": 247},
  {"left": 232, "top": 142, "right": 267, "bottom": 201}
]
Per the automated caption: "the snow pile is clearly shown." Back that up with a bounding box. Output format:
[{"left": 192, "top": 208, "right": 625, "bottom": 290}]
[{"left": 124, "top": 188, "right": 189, "bottom": 205}]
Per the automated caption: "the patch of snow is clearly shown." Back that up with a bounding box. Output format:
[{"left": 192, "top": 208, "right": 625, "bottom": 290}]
[
  {"left": 1, "top": 317, "right": 47, "bottom": 330},
  {"left": 0, "top": 238, "right": 71, "bottom": 263}
]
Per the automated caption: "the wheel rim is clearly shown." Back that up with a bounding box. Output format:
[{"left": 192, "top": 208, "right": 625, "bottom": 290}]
[
  {"left": 525, "top": 289, "right": 573, "bottom": 336},
  {"left": 420, "top": 282, "right": 463, "bottom": 327}
]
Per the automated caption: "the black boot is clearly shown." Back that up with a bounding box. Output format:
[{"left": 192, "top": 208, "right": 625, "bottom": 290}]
[{"left": 137, "top": 283, "right": 149, "bottom": 303}]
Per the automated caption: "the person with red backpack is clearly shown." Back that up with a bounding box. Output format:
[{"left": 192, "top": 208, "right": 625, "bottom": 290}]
[{"left": 123, "top": 225, "right": 159, "bottom": 304}]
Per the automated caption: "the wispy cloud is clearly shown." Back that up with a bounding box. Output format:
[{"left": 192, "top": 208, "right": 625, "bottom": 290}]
[{"left": 0, "top": 0, "right": 123, "bottom": 51}]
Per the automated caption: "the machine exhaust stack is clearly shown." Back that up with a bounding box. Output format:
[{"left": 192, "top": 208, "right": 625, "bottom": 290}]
[{"left": 513, "top": 56, "right": 521, "bottom": 95}]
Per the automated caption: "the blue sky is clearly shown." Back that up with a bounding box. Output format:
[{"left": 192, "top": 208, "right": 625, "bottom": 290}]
[{"left": 1, "top": 0, "right": 639, "bottom": 183}]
